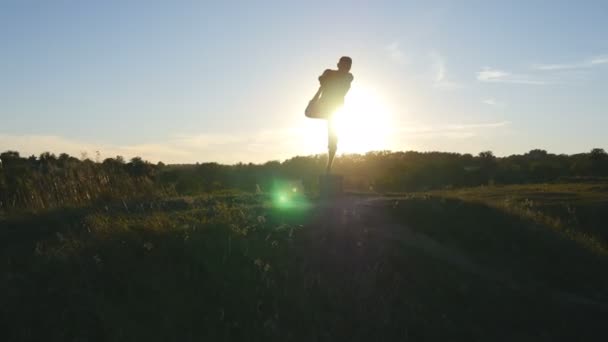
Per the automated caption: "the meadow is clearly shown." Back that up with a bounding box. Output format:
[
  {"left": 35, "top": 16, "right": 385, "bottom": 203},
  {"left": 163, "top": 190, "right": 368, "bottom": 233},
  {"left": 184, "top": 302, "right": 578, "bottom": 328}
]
[
  {"left": 2, "top": 177, "right": 607, "bottom": 341},
  {"left": 2, "top": 150, "right": 608, "bottom": 340}
]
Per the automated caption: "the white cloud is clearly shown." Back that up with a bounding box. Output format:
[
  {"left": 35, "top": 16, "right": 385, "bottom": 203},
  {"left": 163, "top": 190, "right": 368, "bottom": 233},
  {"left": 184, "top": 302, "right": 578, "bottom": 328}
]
[
  {"left": 0, "top": 129, "right": 305, "bottom": 165},
  {"left": 433, "top": 56, "right": 445, "bottom": 81},
  {"left": 534, "top": 63, "right": 581, "bottom": 71},
  {"left": 386, "top": 42, "right": 407, "bottom": 64},
  {"left": 477, "top": 67, "right": 548, "bottom": 85},
  {"left": 533, "top": 54, "right": 608, "bottom": 71},
  {"left": 397, "top": 121, "right": 510, "bottom": 139},
  {"left": 0, "top": 134, "right": 190, "bottom": 163},
  {"left": 445, "top": 121, "right": 510, "bottom": 130},
  {"left": 477, "top": 54, "right": 607, "bottom": 87},
  {"left": 482, "top": 98, "right": 504, "bottom": 106},
  {"left": 431, "top": 52, "right": 461, "bottom": 89},
  {"left": 591, "top": 56, "right": 608, "bottom": 65},
  {"left": 477, "top": 68, "right": 509, "bottom": 81},
  {"left": 172, "top": 133, "right": 242, "bottom": 148}
]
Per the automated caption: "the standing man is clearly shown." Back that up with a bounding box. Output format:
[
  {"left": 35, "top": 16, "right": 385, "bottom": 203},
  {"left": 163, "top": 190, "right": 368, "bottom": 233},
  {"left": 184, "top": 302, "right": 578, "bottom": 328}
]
[{"left": 316, "top": 56, "right": 353, "bottom": 173}]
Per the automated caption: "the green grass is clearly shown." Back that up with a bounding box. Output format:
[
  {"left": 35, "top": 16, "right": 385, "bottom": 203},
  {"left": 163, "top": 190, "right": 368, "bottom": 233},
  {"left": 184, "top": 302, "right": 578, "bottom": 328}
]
[
  {"left": 429, "top": 182, "right": 608, "bottom": 252},
  {"left": 1, "top": 184, "right": 607, "bottom": 341}
]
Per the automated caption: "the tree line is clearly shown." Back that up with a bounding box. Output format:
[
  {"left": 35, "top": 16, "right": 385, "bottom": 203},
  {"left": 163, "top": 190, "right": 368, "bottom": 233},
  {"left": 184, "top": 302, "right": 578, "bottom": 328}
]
[{"left": 1, "top": 148, "right": 607, "bottom": 211}]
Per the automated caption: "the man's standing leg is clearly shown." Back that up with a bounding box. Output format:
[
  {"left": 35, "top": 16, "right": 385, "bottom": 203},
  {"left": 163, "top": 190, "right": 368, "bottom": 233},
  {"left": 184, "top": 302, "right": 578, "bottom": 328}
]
[{"left": 326, "top": 118, "right": 338, "bottom": 173}]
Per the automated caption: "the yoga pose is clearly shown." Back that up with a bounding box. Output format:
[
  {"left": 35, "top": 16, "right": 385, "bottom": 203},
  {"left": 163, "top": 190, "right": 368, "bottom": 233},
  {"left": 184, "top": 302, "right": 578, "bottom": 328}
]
[{"left": 309, "top": 56, "right": 353, "bottom": 173}]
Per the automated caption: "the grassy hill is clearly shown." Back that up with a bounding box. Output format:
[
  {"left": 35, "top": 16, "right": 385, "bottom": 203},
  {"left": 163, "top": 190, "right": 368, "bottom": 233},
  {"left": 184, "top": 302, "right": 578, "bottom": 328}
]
[{"left": 1, "top": 183, "right": 607, "bottom": 341}]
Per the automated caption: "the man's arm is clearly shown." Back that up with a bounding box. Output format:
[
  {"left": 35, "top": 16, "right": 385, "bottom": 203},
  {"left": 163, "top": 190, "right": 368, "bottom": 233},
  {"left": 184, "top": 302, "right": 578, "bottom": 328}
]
[
  {"left": 343, "top": 73, "right": 354, "bottom": 94},
  {"left": 318, "top": 69, "right": 332, "bottom": 87}
]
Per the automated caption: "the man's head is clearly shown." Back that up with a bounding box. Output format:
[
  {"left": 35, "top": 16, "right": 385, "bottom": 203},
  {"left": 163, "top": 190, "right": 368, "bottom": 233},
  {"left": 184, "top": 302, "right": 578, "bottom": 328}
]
[{"left": 337, "top": 56, "right": 352, "bottom": 72}]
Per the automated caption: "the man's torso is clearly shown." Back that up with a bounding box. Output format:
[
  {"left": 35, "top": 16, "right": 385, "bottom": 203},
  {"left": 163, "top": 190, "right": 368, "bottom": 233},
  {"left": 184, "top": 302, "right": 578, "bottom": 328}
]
[{"left": 318, "top": 69, "right": 353, "bottom": 111}]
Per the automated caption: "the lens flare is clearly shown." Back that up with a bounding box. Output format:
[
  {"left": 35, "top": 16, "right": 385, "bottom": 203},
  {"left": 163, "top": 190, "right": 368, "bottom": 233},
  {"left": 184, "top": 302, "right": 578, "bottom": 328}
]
[{"left": 270, "top": 180, "right": 311, "bottom": 210}]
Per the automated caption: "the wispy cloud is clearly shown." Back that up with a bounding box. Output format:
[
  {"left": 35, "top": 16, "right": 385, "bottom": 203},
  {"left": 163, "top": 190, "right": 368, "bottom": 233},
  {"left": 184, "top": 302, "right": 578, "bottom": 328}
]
[
  {"left": 444, "top": 121, "right": 510, "bottom": 130},
  {"left": 477, "top": 67, "right": 548, "bottom": 85},
  {"left": 397, "top": 121, "right": 510, "bottom": 139},
  {"left": 479, "top": 54, "right": 608, "bottom": 86},
  {"left": 431, "top": 52, "right": 461, "bottom": 89},
  {"left": 592, "top": 56, "right": 608, "bottom": 65},
  {"left": 482, "top": 98, "right": 506, "bottom": 106},
  {"left": 0, "top": 134, "right": 192, "bottom": 163},
  {"left": 386, "top": 42, "right": 407, "bottom": 64},
  {"left": 532, "top": 55, "right": 608, "bottom": 71},
  {"left": 0, "top": 129, "right": 306, "bottom": 164}
]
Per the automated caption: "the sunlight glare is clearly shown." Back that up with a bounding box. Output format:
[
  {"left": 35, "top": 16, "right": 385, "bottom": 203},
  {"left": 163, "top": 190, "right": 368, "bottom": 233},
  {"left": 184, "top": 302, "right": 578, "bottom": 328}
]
[{"left": 331, "top": 85, "right": 393, "bottom": 153}]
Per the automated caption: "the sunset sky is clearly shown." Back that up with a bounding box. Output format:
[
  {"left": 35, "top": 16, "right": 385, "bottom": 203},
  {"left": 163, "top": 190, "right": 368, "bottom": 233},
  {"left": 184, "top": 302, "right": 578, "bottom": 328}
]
[{"left": 1, "top": 1, "right": 607, "bottom": 163}]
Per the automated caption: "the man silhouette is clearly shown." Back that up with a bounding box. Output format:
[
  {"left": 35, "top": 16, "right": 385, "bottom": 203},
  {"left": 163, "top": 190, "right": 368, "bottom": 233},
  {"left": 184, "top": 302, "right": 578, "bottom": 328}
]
[{"left": 317, "top": 56, "right": 353, "bottom": 173}]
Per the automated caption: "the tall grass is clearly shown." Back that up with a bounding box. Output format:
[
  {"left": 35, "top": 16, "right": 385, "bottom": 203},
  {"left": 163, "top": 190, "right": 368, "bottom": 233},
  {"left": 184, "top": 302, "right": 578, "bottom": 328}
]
[{"left": 0, "top": 154, "right": 171, "bottom": 214}]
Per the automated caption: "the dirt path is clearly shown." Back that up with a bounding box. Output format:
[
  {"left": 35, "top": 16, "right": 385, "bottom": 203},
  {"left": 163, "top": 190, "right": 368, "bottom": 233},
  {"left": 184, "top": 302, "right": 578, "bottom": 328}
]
[
  {"left": 311, "top": 196, "right": 485, "bottom": 272},
  {"left": 306, "top": 195, "right": 608, "bottom": 312}
]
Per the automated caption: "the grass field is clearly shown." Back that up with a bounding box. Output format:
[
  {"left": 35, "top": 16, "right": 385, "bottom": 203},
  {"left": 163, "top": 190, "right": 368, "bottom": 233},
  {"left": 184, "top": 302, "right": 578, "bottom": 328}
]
[{"left": 1, "top": 183, "right": 607, "bottom": 341}]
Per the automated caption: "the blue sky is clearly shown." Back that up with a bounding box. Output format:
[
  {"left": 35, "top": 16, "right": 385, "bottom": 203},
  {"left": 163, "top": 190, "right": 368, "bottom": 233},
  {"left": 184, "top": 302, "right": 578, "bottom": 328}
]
[{"left": 1, "top": 0, "right": 607, "bottom": 163}]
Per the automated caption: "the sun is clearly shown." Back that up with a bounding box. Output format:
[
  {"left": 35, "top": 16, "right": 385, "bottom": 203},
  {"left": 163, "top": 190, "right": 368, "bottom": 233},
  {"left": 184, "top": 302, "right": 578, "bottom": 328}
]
[
  {"left": 296, "top": 84, "right": 394, "bottom": 155},
  {"left": 330, "top": 85, "right": 393, "bottom": 153}
]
